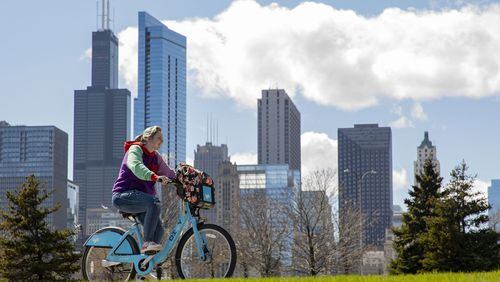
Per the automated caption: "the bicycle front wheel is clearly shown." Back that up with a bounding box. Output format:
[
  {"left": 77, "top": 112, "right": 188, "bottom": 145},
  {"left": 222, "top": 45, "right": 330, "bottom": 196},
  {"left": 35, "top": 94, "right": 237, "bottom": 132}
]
[{"left": 175, "top": 223, "right": 236, "bottom": 278}]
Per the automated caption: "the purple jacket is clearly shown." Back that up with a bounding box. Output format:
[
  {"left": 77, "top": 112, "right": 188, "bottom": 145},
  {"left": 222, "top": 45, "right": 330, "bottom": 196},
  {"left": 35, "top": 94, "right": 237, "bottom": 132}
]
[{"left": 112, "top": 141, "right": 176, "bottom": 195}]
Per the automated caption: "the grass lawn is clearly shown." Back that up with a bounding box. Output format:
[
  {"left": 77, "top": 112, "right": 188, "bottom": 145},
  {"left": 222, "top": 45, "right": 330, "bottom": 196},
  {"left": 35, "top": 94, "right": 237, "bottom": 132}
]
[{"left": 175, "top": 271, "right": 500, "bottom": 282}]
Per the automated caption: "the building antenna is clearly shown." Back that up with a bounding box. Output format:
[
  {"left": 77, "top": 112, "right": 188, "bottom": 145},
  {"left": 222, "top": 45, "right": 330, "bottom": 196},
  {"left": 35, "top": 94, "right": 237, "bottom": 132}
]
[
  {"left": 101, "top": 0, "right": 105, "bottom": 30},
  {"left": 216, "top": 120, "right": 219, "bottom": 146},
  {"left": 106, "top": 0, "right": 111, "bottom": 30},
  {"left": 211, "top": 113, "right": 214, "bottom": 144},
  {"left": 206, "top": 113, "right": 209, "bottom": 143},
  {"left": 209, "top": 113, "right": 212, "bottom": 144},
  {"left": 96, "top": 0, "right": 99, "bottom": 30}
]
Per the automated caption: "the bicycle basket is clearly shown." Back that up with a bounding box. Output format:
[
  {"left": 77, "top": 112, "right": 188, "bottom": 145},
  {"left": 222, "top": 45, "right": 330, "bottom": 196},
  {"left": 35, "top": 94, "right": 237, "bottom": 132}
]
[{"left": 176, "top": 163, "right": 215, "bottom": 209}]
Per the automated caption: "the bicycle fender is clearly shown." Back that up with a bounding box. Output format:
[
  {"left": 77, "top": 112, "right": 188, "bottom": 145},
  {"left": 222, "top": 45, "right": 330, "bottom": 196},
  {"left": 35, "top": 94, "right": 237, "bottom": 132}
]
[{"left": 84, "top": 227, "right": 134, "bottom": 254}]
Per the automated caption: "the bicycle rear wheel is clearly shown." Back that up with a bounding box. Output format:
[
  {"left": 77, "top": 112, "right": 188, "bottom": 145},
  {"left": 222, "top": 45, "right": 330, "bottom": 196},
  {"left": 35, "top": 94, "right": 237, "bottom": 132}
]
[
  {"left": 81, "top": 227, "right": 138, "bottom": 281},
  {"left": 175, "top": 224, "right": 236, "bottom": 278}
]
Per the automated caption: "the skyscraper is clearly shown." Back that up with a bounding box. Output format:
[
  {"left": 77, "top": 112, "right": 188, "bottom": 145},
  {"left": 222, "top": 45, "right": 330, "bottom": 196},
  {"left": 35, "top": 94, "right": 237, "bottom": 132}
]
[
  {"left": 338, "top": 124, "right": 392, "bottom": 248},
  {"left": 67, "top": 180, "right": 79, "bottom": 229},
  {"left": 134, "top": 11, "right": 186, "bottom": 167},
  {"left": 237, "top": 164, "right": 301, "bottom": 268},
  {"left": 216, "top": 161, "right": 240, "bottom": 233},
  {"left": 258, "top": 89, "right": 301, "bottom": 171},
  {"left": 414, "top": 131, "right": 440, "bottom": 181},
  {"left": 74, "top": 14, "right": 131, "bottom": 240},
  {"left": 194, "top": 142, "right": 230, "bottom": 223},
  {"left": 0, "top": 122, "right": 68, "bottom": 230},
  {"left": 488, "top": 180, "right": 500, "bottom": 232}
]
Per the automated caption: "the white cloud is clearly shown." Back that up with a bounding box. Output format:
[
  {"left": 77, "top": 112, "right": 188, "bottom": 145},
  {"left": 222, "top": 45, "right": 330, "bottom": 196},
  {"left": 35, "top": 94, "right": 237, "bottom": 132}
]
[
  {"left": 411, "top": 102, "right": 428, "bottom": 121},
  {"left": 393, "top": 168, "right": 409, "bottom": 191},
  {"left": 117, "top": 27, "right": 139, "bottom": 95},
  {"left": 80, "top": 48, "right": 91, "bottom": 61},
  {"left": 111, "top": 1, "right": 500, "bottom": 108},
  {"left": 389, "top": 102, "right": 428, "bottom": 128},
  {"left": 390, "top": 115, "right": 414, "bottom": 128},
  {"left": 230, "top": 152, "right": 257, "bottom": 165},
  {"left": 301, "top": 131, "right": 338, "bottom": 177}
]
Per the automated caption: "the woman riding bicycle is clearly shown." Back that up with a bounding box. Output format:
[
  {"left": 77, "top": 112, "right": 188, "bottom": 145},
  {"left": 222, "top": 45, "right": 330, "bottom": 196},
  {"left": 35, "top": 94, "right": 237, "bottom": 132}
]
[{"left": 112, "top": 125, "right": 175, "bottom": 254}]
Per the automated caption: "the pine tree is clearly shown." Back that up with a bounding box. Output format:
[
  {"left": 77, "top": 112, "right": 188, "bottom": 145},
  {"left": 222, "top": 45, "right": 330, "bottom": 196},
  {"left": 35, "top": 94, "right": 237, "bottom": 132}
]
[
  {"left": 421, "top": 161, "right": 499, "bottom": 272},
  {"left": 390, "top": 159, "right": 443, "bottom": 274},
  {"left": 0, "top": 175, "right": 80, "bottom": 281}
]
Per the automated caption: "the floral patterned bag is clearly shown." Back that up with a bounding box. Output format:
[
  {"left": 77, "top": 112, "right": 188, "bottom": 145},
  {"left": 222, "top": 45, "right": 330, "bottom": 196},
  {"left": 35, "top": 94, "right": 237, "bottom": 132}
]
[{"left": 175, "top": 163, "right": 215, "bottom": 209}]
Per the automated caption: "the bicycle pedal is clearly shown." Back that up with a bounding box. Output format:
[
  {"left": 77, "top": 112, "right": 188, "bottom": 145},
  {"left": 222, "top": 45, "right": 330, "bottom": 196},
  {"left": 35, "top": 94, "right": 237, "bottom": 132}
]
[{"left": 143, "top": 250, "right": 159, "bottom": 255}]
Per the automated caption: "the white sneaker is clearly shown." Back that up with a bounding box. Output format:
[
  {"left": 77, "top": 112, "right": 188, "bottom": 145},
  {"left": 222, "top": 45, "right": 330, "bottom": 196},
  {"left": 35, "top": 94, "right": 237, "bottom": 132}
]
[{"left": 141, "top": 241, "right": 162, "bottom": 254}]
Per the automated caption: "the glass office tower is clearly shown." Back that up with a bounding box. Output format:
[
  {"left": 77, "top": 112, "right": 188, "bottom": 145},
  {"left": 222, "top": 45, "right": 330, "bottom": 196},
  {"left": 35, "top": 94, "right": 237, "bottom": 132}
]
[
  {"left": 134, "top": 11, "right": 187, "bottom": 167},
  {"left": 237, "top": 164, "right": 300, "bottom": 268},
  {"left": 0, "top": 123, "right": 68, "bottom": 230}
]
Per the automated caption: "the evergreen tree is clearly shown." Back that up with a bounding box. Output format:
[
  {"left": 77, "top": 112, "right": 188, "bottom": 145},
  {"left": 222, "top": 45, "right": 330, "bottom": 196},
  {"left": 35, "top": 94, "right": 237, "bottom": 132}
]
[
  {"left": 0, "top": 175, "right": 80, "bottom": 281},
  {"left": 421, "top": 161, "right": 499, "bottom": 272},
  {"left": 390, "top": 159, "right": 443, "bottom": 274}
]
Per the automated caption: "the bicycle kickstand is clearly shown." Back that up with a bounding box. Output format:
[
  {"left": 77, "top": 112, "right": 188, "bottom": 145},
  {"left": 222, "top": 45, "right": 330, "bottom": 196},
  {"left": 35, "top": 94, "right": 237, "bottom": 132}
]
[{"left": 156, "top": 264, "right": 163, "bottom": 280}]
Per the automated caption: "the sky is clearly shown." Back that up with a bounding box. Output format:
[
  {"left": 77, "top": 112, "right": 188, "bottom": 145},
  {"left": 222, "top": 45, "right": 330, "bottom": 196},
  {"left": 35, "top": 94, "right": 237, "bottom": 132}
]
[{"left": 1, "top": 0, "right": 499, "bottom": 207}]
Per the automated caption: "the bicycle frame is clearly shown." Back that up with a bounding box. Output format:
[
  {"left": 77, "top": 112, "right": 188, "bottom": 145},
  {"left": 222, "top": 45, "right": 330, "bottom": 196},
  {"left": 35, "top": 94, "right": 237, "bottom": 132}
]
[{"left": 100, "top": 200, "right": 209, "bottom": 277}]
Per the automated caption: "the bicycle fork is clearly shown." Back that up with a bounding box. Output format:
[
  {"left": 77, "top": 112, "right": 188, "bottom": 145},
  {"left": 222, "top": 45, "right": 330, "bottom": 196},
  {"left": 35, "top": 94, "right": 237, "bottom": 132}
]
[{"left": 192, "top": 221, "right": 211, "bottom": 261}]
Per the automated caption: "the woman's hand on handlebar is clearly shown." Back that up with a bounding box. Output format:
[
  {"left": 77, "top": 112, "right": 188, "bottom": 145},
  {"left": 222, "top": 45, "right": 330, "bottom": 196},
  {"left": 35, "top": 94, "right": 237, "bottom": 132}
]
[{"left": 157, "top": 176, "right": 170, "bottom": 185}]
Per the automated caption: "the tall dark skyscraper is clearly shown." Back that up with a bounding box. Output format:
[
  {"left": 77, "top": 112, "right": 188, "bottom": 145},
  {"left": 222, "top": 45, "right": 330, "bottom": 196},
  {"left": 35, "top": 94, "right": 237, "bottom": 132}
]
[
  {"left": 134, "top": 12, "right": 186, "bottom": 167},
  {"left": 74, "top": 12, "right": 131, "bottom": 240},
  {"left": 91, "top": 30, "right": 118, "bottom": 89},
  {"left": 215, "top": 161, "right": 240, "bottom": 233},
  {"left": 0, "top": 122, "right": 68, "bottom": 230},
  {"left": 338, "top": 124, "right": 392, "bottom": 248},
  {"left": 257, "top": 89, "right": 301, "bottom": 171},
  {"left": 194, "top": 142, "right": 229, "bottom": 223}
]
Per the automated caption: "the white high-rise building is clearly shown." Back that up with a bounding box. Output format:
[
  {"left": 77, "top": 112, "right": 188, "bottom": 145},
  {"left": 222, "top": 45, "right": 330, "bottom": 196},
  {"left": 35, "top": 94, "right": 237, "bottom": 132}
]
[{"left": 414, "top": 131, "right": 440, "bottom": 182}]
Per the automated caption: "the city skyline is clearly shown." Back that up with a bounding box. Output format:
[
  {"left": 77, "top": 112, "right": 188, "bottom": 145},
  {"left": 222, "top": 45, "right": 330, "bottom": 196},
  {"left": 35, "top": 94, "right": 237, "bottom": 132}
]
[{"left": 1, "top": 0, "right": 499, "bottom": 208}]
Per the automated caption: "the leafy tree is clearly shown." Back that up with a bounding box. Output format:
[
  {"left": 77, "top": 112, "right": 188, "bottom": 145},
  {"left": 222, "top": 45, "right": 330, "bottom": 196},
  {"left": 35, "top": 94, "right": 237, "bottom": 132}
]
[
  {"left": 0, "top": 175, "right": 80, "bottom": 281},
  {"left": 390, "top": 159, "right": 443, "bottom": 274},
  {"left": 421, "top": 161, "right": 499, "bottom": 272}
]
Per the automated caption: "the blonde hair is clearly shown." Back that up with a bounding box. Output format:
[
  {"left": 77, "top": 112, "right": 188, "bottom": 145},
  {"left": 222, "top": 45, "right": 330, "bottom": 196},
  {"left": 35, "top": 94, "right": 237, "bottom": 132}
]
[{"left": 134, "top": 126, "right": 162, "bottom": 144}]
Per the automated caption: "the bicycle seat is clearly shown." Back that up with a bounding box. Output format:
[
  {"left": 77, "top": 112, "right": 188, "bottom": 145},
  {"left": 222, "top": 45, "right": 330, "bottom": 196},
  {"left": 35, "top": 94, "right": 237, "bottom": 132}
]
[{"left": 119, "top": 211, "right": 137, "bottom": 219}]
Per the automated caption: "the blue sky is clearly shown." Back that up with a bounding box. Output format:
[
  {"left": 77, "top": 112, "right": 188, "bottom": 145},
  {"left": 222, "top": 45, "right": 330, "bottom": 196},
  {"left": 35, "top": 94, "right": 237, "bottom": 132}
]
[{"left": 1, "top": 0, "right": 499, "bottom": 207}]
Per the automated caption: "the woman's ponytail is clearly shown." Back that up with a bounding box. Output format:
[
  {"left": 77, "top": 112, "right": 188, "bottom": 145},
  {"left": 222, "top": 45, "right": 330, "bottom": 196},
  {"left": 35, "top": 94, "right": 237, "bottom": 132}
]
[
  {"left": 135, "top": 126, "right": 162, "bottom": 144},
  {"left": 134, "top": 134, "right": 144, "bottom": 143}
]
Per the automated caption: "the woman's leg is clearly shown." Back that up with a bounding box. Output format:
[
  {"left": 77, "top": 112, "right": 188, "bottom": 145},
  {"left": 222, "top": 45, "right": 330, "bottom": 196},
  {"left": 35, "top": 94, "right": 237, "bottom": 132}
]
[
  {"left": 153, "top": 219, "right": 165, "bottom": 244},
  {"left": 112, "top": 190, "right": 162, "bottom": 243},
  {"left": 136, "top": 211, "right": 164, "bottom": 243}
]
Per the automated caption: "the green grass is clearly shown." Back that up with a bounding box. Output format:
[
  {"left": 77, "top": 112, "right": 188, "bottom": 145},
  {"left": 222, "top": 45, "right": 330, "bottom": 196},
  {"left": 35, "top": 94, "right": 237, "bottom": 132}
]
[{"left": 175, "top": 271, "right": 500, "bottom": 282}]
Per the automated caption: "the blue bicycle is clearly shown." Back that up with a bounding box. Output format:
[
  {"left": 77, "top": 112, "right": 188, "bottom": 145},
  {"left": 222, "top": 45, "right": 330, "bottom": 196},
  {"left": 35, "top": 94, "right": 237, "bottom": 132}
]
[{"left": 81, "top": 180, "right": 237, "bottom": 280}]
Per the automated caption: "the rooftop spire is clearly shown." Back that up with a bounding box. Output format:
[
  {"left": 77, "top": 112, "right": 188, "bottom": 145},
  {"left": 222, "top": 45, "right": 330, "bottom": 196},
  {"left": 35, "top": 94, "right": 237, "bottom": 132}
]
[
  {"left": 99, "top": 0, "right": 112, "bottom": 31},
  {"left": 419, "top": 131, "right": 434, "bottom": 148}
]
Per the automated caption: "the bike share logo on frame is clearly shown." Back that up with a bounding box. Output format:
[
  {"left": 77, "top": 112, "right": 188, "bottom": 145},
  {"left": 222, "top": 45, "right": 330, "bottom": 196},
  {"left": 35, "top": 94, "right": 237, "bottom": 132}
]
[{"left": 168, "top": 228, "right": 178, "bottom": 242}]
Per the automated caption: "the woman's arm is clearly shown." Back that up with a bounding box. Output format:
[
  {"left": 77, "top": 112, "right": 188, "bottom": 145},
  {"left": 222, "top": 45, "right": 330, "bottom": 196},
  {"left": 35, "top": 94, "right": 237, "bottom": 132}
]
[
  {"left": 126, "top": 145, "right": 158, "bottom": 181},
  {"left": 156, "top": 152, "right": 176, "bottom": 179}
]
